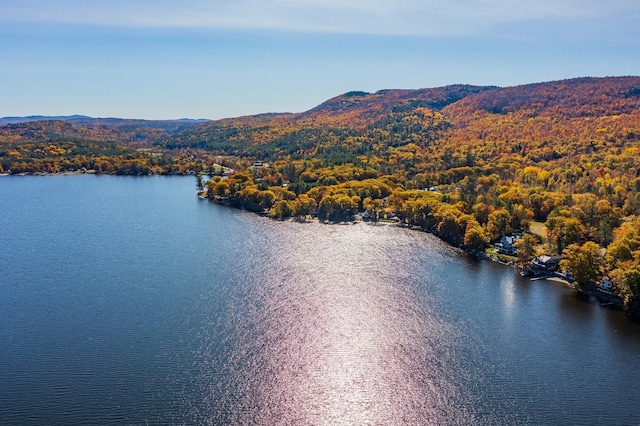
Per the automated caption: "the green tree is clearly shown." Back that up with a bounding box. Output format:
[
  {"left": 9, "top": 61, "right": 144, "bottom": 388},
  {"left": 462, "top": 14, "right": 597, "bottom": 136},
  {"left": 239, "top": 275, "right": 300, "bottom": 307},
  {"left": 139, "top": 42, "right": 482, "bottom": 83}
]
[
  {"left": 560, "top": 242, "right": 604, "bottom": 286},
  {"left": 487, "top": 208, "right": 512, "bottom": 241},
  {"left": 515, "top": 234, "right": 538, "bottom": 267},
  {"left": 280, "top": 162, "right": 299, "bottom": 182}
]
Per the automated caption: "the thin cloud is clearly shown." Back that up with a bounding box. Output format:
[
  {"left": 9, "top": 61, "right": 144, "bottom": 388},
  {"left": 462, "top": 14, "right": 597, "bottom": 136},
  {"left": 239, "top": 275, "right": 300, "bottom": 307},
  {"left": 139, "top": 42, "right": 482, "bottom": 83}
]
[{"left": 1, "top": 0, "right": 638, "bottom": 36}]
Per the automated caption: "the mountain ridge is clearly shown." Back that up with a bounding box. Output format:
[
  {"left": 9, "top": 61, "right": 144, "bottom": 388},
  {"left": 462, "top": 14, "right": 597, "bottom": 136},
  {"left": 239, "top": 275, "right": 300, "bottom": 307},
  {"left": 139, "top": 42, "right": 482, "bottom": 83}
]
[
  {"left": 158, "top": 76, "right": 640, "bottom": 155},
  {"left": 0, "top": 115, "right": 210, "bottom": 126},
  {"left": 4, "top": 76, "right": 638, "bottom": 132}
]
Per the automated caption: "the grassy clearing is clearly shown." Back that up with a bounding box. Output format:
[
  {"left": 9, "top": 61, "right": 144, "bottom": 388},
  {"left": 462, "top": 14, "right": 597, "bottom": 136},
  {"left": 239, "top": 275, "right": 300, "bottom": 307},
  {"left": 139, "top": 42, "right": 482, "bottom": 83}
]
[{"left": 529, "top": 221, "right": 547, "bottom": 242}]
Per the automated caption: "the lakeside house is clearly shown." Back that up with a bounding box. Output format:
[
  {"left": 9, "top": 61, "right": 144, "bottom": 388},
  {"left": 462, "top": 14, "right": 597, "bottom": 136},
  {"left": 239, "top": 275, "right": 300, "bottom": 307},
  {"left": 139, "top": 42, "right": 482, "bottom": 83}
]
[
  {"left": 531, "top": 255, "right": 562, "bottom": 272},
  {"left": 495, "top": 235, "right": 519, "bottom": 255},
  {"left": 522, "top": 254, "right": 563, "bottom": 277},
  {"left": 597, "top": 279, "right": 614, "bottom": 294}
]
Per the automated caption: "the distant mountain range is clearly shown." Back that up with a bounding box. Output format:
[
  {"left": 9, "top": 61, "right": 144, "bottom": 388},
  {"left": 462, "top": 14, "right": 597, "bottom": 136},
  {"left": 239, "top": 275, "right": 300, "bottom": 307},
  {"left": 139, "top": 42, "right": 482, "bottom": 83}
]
[{"left": 0, "top": 115, "right": 210, "bottom": 126}]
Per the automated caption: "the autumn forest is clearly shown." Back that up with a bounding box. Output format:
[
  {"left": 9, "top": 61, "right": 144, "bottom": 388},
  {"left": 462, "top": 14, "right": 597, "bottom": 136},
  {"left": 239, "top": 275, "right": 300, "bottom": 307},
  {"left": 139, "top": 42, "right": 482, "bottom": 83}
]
[{"left": 3, "top": 76, "right": 640, "bottom": 317}]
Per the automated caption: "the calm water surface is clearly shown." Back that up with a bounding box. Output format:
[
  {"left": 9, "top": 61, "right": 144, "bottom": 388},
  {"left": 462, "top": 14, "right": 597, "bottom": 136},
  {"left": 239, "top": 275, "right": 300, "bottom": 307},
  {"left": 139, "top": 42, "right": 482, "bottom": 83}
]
[{"left": 1, "top": 175, "right": 639, "bottom": 425}]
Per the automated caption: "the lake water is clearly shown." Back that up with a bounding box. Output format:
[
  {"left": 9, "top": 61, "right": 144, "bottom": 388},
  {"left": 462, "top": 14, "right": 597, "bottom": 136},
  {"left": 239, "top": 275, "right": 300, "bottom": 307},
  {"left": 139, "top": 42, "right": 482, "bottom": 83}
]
[{"left": 1, "top": 175, "right": 640, "bottom": 425}]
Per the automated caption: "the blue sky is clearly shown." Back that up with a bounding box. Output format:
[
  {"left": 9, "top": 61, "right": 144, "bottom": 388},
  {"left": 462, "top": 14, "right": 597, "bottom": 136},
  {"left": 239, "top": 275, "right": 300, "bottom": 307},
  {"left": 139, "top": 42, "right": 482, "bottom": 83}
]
[{"left": 1, "top": 0, "right": 639, "bottom": 120}]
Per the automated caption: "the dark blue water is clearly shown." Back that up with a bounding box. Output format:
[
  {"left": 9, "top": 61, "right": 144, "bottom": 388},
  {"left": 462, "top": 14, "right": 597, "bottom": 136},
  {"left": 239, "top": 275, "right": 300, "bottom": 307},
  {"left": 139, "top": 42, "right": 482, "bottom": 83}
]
[{"left": 1, "top": 175, "right": 639, "bottom": 425}]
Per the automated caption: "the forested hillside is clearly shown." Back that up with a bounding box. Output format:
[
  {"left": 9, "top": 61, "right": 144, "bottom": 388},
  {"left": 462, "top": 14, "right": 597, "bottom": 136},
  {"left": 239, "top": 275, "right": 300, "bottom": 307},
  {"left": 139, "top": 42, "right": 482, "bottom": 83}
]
[
  {"left": 3, "top": 76, "right": 640, "bottom": 316},
  {"left": 161, "top": 85, "right": 495, "bottom": 157},
  {"left": 0, "top": 119, "right": 203, "bottom": 174}
]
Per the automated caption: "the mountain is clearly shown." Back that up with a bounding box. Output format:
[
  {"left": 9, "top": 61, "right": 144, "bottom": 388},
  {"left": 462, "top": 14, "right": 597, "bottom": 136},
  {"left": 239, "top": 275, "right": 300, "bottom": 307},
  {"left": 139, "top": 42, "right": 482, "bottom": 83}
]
[
  {"left": 160, "top": 77, "right": 640, "bottom": 162},
  {"left": 161, "top": 84, "right": 498, "bottom": 155},
  {"left": 4, "top": 77, "right": 639, "bottom": 157},
  {"left": 8, "top": 77, "right": 639, "bottom": 156},
  {"left": 0, "top": 117, "right": 207, "bottom": 145},
  {"left": 439, "top": 76, "right": 640, "bottom": 164},
  {"left": 0, "top": 115, "right": 92, "bottom": 125},
  {"left": 297, "top": 84, "right": 498, "bottom": 125},
  {"left": 444, "top": 77, "right": 640, "bottom": 119},
  {"left": 0, "top": 115, "right": 209, "bottom": 127}
]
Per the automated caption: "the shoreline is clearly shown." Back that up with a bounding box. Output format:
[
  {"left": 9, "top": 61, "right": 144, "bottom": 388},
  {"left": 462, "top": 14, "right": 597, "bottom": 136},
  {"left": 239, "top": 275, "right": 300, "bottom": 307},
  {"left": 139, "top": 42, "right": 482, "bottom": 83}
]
[
  {"left": 1, "top": 171, "right": 198, "bottom": 177},
  {"left": 213, "top": 197, "right": 630, "bottom": 315}
]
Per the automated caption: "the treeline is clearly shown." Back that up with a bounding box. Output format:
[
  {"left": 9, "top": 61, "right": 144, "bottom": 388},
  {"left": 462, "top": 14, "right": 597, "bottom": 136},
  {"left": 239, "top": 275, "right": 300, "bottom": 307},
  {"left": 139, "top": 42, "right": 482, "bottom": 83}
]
[
  {"left": 0, "top": 118, "right": 200, "bottom": 145},
  {"left": 0, "top": 120, "right": 208, "bottom": 175},
  {"left": 206, "top": 153, "right": 640, "bottom": 316},
  {"left": 0, "top": 140, "right": 201, "bottom": 175}
]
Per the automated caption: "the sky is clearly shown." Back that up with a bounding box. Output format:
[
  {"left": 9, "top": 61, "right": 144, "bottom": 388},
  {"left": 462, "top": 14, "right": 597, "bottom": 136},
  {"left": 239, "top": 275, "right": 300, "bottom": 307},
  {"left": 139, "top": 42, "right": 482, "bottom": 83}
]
[{"left": 1, "top": 0, "right": 639, "bottom": 120}]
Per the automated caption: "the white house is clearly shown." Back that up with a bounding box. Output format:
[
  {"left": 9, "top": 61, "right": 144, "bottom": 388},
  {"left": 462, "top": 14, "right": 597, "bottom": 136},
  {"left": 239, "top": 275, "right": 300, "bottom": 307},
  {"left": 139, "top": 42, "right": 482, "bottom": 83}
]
[{"left": 495, "top": 235, "right": 519, "bottom": 255}]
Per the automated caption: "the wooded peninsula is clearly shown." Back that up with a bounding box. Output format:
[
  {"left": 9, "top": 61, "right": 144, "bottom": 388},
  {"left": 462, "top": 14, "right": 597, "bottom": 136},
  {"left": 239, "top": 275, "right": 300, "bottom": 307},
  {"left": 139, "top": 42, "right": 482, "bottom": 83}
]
[{"left": 3, "top": 77, "right": 640, "bottom": 318}]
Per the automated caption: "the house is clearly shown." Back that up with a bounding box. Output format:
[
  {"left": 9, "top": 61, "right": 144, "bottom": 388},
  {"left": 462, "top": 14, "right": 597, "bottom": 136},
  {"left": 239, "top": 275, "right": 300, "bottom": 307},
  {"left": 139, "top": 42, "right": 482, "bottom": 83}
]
[
  {"left": 521, "top": 254, "right": 563, "bottom": 277},
  {"left": 597, "top": 279, "right": 614, "bottom": 294},
  {"left": 495, "top": 235, "right": 519, "bottom": 255},
  {"left": 531, "top": 255, "right": 562, "bottom": 272}
]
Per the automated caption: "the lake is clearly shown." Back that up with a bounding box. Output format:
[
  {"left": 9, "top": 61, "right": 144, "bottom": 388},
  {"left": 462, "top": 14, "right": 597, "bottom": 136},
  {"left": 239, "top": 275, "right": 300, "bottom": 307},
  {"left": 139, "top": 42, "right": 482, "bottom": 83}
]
[{"left": 1, "top": 175, "right": 639, "bottom": 425}]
